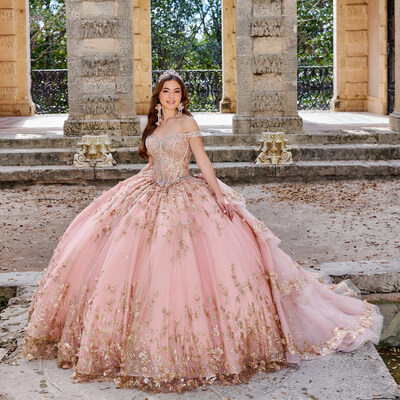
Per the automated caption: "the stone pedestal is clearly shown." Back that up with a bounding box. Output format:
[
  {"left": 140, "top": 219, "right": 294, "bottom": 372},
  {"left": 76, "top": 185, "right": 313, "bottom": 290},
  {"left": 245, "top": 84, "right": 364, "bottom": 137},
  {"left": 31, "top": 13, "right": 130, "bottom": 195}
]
[
  {"left": 220, "top": 0, "right": 237, "bottom": 113},
  {"left": 232, "top": 0, "right": 302, "bottom": 134},
  {"left": 63, "top": 0, "right": 140, "bottom": 137},
  {"left": 0, "top": 0, "right": 35, "bottom": 116},
  {"left": 389, "top": 0, "right": 400, "bottom": 131}
]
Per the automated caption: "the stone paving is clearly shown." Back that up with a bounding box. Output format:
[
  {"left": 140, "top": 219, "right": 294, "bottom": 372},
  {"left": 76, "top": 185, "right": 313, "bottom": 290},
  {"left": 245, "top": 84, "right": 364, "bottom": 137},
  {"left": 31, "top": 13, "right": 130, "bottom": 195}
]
[
  {"left": 0, "top": 111, "right": 392, "bottom": 138},
  {"left": 0, "top": 270, "right": 400, "bottom": 400}
]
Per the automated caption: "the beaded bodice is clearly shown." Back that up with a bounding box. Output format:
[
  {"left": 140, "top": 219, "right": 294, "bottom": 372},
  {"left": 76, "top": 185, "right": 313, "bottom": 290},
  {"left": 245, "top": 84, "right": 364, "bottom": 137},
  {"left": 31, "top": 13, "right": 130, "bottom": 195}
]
[{"left": 145, "top": 130, "right": 202, "bottom": 187}]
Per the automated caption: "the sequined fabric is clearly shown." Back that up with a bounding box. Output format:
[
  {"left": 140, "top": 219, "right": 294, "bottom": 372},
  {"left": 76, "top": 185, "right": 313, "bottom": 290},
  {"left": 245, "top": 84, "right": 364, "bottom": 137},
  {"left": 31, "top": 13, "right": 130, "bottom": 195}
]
[
  {"left": 21, "top": 130, "right": 383, "bottom": 393},
  {"left": 146, "top": 131, "right": 201, "bottom": 186}
]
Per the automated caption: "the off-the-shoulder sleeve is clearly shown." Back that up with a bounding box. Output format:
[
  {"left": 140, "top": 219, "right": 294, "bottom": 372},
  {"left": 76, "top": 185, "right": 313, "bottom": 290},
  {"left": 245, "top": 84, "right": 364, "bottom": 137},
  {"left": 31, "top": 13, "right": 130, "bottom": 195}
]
[{"left": 184, "top": 130, "right": 202, "bottom": 138}]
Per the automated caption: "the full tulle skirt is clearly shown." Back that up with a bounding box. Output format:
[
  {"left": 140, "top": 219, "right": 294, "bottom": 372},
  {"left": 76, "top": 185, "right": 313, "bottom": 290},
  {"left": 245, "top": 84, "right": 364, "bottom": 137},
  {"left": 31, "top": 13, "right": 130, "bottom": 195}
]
[{"left": 21, "top": 167, "right": 383, "bottom": 393}]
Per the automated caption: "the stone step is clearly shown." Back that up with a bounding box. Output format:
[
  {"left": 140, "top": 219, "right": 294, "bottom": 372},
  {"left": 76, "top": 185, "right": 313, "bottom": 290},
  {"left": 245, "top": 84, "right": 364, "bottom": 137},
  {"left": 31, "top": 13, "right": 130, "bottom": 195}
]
[
  {"left": 0, "top": 133, "right": 258, "bottom": 149},
  {"left": 319, "top": 259, "right": 400, "bottom": 294},
  {"left": 1, "top": 130, "right": 400, "bottom": 149},
  {"left": 293, "top": 143, "right": 400, "bottom": 161},
  {"left": 318, "top": 258, "right": 400, "bottom": 347},
  {"left": 0, "top": 146, "right": 258, "bottom": 166},
  {"left": 289, "top": 130, "right": 400, "bottom": 145},
  {"left": 0, "top": 143, "right": 399, "bottom": 166},
  {"left": 1, "top": 160, "right": 400, "bottom": 184}
]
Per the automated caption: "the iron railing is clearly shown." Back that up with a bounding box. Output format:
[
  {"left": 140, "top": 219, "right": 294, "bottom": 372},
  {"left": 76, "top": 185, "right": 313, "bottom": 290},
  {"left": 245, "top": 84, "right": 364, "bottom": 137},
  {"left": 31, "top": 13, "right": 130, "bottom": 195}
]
[
  {"left": 297, "top": 65, "right": 333, "bottom": 110},
  {"left": 31, "top": 69, "right": 68, "bottom": 114},
  {"left": 30, "top": 67, "right": 333, "bottom": 113},
  {"left": 152, "top": 69, "right": 222, "bottom": 112}
]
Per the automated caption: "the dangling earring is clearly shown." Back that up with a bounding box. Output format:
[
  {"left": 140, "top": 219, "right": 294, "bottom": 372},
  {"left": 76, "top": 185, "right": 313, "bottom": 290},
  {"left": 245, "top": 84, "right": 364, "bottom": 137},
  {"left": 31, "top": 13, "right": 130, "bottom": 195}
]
[
  {"left": 177, "top": 102, "right": 183, "bottom": 119},
  {"left": 155, "top": 103, "right": 162, "bottom": 126}
]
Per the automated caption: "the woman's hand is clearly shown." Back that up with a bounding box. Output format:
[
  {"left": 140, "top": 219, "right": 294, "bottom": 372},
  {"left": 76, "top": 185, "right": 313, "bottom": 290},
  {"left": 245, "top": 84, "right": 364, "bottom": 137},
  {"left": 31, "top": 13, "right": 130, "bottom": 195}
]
[{"left": 216, "top": 194, "right": 234, "bottom": 221}]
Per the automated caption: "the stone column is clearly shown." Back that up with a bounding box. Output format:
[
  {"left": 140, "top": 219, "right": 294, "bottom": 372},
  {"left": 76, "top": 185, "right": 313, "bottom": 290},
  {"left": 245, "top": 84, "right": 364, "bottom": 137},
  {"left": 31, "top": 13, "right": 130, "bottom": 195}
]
[
  {"left": 331, "top": 0, "right": 368, "bottom": 111},
  {"left": 389, "top": 0, "right": 400, "bottom": 131},
  {"left": 220, "top": 0, "right": 237, "bottom": 113},
  {"left": 233, "top": 0, "right": 302, "bottom": 134},
  {"left": 367, "top": 0, "right": 387, "bottom": 115},
  {"left": 64, "top": 0, "right": 140, "bottom": 137},
  {"left": 0, "top": 0, "right": 35, "bottom": 116},
  {"left": 133, "top": 0, "right": 152, "bottom": 115}
]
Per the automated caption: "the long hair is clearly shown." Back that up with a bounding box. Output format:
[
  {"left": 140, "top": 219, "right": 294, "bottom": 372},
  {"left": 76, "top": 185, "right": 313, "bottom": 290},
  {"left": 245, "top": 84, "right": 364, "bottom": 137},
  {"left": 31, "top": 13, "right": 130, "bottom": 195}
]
[{"left": 139, "top": 73, "right": 192, "bottom": 160}]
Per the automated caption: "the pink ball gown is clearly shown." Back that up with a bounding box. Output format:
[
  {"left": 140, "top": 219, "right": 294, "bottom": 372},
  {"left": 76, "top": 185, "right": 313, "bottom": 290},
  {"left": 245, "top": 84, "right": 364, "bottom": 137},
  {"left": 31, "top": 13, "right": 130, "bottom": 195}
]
[{"left": 22, "top": 130, "right": 383, "bottom": 393}]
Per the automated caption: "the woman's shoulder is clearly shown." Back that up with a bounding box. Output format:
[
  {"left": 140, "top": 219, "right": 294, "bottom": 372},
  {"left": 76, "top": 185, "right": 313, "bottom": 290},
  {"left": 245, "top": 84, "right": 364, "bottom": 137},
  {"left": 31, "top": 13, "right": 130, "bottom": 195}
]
[{"left": 180, "top": 115, "right": 200, "bottom": 136}]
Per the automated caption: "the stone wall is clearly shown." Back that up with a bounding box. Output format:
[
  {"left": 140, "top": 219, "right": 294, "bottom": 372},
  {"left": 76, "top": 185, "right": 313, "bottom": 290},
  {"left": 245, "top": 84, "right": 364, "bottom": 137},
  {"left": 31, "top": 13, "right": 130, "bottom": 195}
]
[
  {"left": 233, "top": 0, "right": 302, "bottom": 134},
  {"left": 0, "top": 0, "right": 35, "bottom": 116},
  {"left": 63, "top": 0, "right": 140, "bottom": 137}
]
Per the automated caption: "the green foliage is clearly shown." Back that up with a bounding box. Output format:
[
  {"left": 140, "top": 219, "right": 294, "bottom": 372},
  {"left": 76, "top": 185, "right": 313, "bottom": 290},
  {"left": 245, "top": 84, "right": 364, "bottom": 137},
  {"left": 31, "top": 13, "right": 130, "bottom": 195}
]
[
  {"left": 297, "top": 0, "right": 333, "bottom": 66},
  {"left": 29, "top": 0, "right": 66, "bottom": 70},
  {"left": 28, "top": 0, "right": 332, "bottom": 70},
  {"left": 28, "top": 0, "right": 333, "bottom": 111},
  {"left": 151, "top": 0, "right": 221, "bottom": 70}
]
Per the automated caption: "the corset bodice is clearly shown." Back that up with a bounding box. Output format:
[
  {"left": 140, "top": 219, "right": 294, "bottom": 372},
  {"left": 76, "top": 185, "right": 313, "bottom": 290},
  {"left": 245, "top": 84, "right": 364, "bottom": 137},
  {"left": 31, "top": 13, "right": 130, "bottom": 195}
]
[{"left": 145, "top": 130, "right": 202, "bottom": 186}]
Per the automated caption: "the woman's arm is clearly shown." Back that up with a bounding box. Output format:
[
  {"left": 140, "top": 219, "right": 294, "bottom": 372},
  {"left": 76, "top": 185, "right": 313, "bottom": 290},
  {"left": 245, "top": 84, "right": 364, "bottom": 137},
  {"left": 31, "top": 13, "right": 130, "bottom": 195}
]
[
  {"left": 140, "top": 154, "right": 154, "bottom": 173},
  {"left": 184, "top": 119, "right": 234, "bottom": 220},
  {"left": 190, "top": 137, "right": 234, "bottom": 220}
]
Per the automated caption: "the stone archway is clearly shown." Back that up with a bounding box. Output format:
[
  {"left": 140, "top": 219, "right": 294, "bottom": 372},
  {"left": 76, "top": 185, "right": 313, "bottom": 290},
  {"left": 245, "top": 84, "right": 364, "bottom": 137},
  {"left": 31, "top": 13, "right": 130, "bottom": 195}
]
[
  {"left": 331, "top": 0, "right": 389, "bottom": 114},
  {"left": 133, "top": 0, "right": 238, "bottom": 115}
]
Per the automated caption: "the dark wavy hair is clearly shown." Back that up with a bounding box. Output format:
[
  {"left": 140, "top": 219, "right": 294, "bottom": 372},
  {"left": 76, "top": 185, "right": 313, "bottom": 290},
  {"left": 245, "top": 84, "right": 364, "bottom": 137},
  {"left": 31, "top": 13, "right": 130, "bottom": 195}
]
[{"left": 139, "top": 73, "right": 192, "bottom": 160}]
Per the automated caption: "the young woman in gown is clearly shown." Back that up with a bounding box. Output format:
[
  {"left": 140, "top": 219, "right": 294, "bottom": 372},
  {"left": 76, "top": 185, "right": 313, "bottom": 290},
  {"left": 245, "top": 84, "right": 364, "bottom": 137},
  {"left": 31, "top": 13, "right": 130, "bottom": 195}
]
[{"left": 22, "top": 70, "right": 383, "bottom": 394}]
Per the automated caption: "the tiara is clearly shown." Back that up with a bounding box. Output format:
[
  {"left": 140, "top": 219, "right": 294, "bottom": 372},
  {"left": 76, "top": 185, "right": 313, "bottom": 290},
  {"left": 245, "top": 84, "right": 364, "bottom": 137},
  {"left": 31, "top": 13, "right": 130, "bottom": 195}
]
[{"left": 157, "top": 69, "right": 183, "bottom": 82}]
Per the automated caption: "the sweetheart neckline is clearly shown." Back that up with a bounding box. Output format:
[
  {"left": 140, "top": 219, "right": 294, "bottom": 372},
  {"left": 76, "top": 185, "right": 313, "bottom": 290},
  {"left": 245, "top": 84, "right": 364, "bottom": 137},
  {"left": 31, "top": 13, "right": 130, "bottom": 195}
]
[{"left": 148, "top": 131, "right": 200, "bottom": 143}]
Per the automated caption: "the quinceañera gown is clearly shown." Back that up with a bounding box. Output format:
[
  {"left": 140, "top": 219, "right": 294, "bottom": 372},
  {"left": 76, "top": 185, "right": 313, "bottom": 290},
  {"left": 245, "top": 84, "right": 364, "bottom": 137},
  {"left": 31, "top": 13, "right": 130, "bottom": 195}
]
[{"left": 22, "top": 130, "right": 383, "bottom": 393}]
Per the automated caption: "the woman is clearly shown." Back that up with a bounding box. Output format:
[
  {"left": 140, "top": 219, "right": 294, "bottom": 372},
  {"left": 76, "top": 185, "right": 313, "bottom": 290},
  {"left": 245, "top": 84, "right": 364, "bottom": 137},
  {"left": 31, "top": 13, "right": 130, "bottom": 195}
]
[{"left": 22, "top": 70, "right": 383, "bottom": 394}]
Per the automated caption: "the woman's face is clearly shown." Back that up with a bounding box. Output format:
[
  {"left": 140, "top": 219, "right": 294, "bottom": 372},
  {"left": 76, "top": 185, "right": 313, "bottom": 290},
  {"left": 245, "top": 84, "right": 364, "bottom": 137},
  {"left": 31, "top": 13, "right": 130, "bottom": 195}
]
[{"left": 158, "top": 79, "right": 182, "bottom": 112}]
